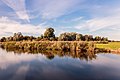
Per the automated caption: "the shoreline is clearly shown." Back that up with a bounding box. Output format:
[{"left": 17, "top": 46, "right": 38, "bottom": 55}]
[
  {"left": 0, "top": 41, "right": 120, "bottom": 54},
  {"left": 0, "top": 41, "right": 95, "bottom": 52}
]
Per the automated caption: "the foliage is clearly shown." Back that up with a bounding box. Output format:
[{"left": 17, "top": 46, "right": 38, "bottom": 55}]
[
  {"left": 0, "top": 27, "right": 109, "bottom": 42},
  {"left": 44, "top": 27, "right": 55, "bottom": 40},
  {"left": 0, "top": 37, "right": 6, "bottom": 42},
  {"left": 0, "top": 41, "right": 95, "bottom": 52},
  {"left": 58, "top": 32, "right": 80, "bottom": 41},
  {"left": 58, "top": 32, "right": 94, "bottom": 41}
]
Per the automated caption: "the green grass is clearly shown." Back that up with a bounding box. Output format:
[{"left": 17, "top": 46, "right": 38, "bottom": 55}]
[{"left": 95, "top": 42, "right": 120, "bottom": 50}]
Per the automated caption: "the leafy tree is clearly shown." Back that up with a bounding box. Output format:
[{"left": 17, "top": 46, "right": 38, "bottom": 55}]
[
  {"left": 94, "top": 36, "right": 101, "bottom": 41},
  {"left": 6, "top": 36, "right": 13, "bottom": 41},
  {"left": 88, "top": 35, "right": 93, "bottom": 41},
  {"left": 13, "top": 32, "right": 23, "bottom": 41},
  {"left": 101, "top": 37, "right": 108, "bottom": 41},
  {"left": 69, "top": 32, "right": 77, "bottom": 41},
  {"left": 44, "top": 28, "right": 55, "bottom": 40},
  {"left": 76, "top": 34, "right": 83, "bottom": 41},
  {"left": 59, "top": 32, "right": 80, "bottom": 41},
  {"left": 84, "top": 35, "right": 89, "bottom": 41},
  {"left": 0, "top": 37, "right": 6, "bottom": 42}
]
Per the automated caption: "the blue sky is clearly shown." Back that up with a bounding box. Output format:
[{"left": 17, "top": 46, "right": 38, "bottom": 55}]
[{"left": 0, "top": 0, "right": 120, "bottom": 40}]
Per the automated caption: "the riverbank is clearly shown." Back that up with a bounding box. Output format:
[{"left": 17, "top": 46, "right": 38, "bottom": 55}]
[
  {"left": 0, "top": 41, "right": 120, "bottom": 53},
  {"left": 95, "top": 42, "right": 120, "bottom": 53},
  {"left": 0, "top": 41, "right": 95, "bottom": 52}
]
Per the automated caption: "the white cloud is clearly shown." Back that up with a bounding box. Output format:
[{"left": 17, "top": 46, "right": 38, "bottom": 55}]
[
  {"left": 78, "top": 16, "right": 120, "bottom": 32},
  {"left": 1, "top": 0, "right": 29, "bottom": 22},
  {"left": 0, "top": 16, "right": 46, "bottom": 38},
  {"left": 29, "top": 0, "right": 83, "bottom": 20},
  {"left": 0, "top": 48, "right": 46, "bottom": 70},
  {"left": 75, "top": 8, "right": 120, "bottom": 31},
  {"left": 74, "top": 14, "right": 120, "bottom": 40},
  {"left": 70, "top": 17, "right": 83, "bottom": 22},
  {"left": 59, "top": 16, "right": 84, "bottom": 23}
]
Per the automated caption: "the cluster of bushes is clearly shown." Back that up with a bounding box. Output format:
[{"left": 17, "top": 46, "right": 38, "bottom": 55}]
[
  {"left": 0, "top": 41, "right": 95, "bottom": 52},
  {"left": 0, "top": 32, "right": 36, "bottom": 42},
  {"left": 58, "top": 32, "right": 108, "bottom": 41},
  {"left": 95, "top": 48, "right": 111, "bottom": 53},
  {"left": 0, "top": 27, "right": 108, "bottom": 42}
]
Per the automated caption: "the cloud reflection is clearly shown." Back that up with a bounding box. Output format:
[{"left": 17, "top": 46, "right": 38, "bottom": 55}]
[{"left": 0, "top": 48, "right": 45, "bottom": 70}]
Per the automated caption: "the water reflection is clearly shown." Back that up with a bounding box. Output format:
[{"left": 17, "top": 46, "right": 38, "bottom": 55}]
[
  {"left": 0, "top": 48, "right": 120, "bottom": 80},
  {"left": 1, "top": 48, "right": 97, "bottom": 61}
]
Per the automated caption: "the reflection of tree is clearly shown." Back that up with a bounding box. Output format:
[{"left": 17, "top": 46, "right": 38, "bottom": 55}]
[
  {"left": 46, "top": 54, "right": 54, "bottom": 60},
  {"left": 3, "top": 48, "right": 96, "bottom": 61},
  {"left": 1, "top": 47, "right": 96, "bottom": 61}
]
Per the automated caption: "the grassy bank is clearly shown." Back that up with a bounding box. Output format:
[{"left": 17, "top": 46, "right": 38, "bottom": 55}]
[
  {"left": 95, "top": 42, "right": 120, "bottom": 53},
  {"left": 0, "top": 41, "right": 95, "bottom": 52},
  {"left": 96, "top": 42, "right": 120, "bottom": 50}
]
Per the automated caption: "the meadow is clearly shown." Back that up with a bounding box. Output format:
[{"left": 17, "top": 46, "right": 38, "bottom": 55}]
[
  {"left": 95, "top": 42, "right": 120, "bottom": 53},
  {"left": 95, "top": 42, "right": 120, "bottom": 50}
]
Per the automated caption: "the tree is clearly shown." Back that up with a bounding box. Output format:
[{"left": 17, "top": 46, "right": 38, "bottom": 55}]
[
  {"left": 6, "top": 36, "right": 13, "bottom": 41},
  {"left": 84, "top": 35, "right": 89, "bottom": 41},
  {"left": 0, "top": 37, "right": 6, "bottom": 42},
  {"left": 69, "top": 32, "right": 77, "bottom": 41},
  {"left": 89, "top": 35, "right": 93, "bottom": 41},
  {"left": 44, "top": 28, "right": 55, "bottom": 40},
  {"left": 94, "top": 36, "right": 101, "bottom": 41},
  {"left": 58, "top": 32, "right": 80, "bottom": 41},
  {"left": 76, "top": 34, "right": 83, "bottom": 41},
  {"left": 58, "top": 33, "right": 66, "bottom": 41},
  {"left": 13, "top": 32, "right": 23, "bottom": 41},
  {"left": 101, "top": 37, "right": 108, "bottom": 41}
]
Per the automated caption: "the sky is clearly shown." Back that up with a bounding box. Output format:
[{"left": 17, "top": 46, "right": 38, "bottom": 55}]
[{"left": 0, "top": 0, "right": 120, "bottom": 40}]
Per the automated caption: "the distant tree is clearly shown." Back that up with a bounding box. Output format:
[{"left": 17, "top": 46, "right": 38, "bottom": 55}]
[
  {"left": 69, "top": 32, "right": 77, "bottom": 41},
  {"left": 6, "top": 36, "right": 13, "bottom": 41},
  {"left": 0, "top": 37, "right": 6, "bottom": 42},
  {"left": 59, "top": 32, "right": 78, "bottom": 41},
  {"left": 13, "top": 32, "right": 23, "bottom": 41},
  {"left": 76, "top": 34, "right": 83, "bottom": 41},
  {"left": 104, "top": 37, "right": 108, "bottom": 41},
  {"left": 101, "top": 37, "right": 108, "bottom": 41},
  {"left": 58, "top": 33, "right": 66, "bottom": 41},
  {"left": 40, "top": 34, "right": 44, "bottom": 39},
  {"left": 94, "top": 36, "right": 101, "bottom": 41},
  {"left": 88, "top": 35, "right": 93, "bottom": 41},
  {"left": 44, "top": 28, "right": 55, "bottom": 40},
  {"left": 84, "top": 35, "right": 89, "bottom": 41},
  {"left": 23, "top": 36, "right": 30, "bottom": 41},
  {"left": 29, "top": 36, "right": 36, "bottom": 41},
  {"left": 0, "top": 27, "right": 109, "bottom": 42}
]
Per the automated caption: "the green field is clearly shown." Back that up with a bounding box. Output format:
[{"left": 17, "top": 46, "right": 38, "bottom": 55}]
[{"left": 95, "top": 42, "right": 120, "bottom": 50}]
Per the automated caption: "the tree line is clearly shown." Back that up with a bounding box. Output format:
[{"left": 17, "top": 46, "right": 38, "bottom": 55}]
[{"left": 0, "top": 27, "right": 108, "bottom": 42}]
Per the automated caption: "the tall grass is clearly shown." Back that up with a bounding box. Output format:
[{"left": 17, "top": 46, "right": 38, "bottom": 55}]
[{"left": 0, "top": 41, "right": 95, "bottom": 52}]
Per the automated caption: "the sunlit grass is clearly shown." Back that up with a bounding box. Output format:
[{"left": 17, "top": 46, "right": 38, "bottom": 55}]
[
  {"left": 0, "top": 41, "right": 95, "bottom": 52},
  {"left": 95, "top": 42, "right": 120, "bottom": 50}
]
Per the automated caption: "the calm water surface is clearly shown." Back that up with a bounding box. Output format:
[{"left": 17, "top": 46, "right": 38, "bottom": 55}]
[{"left": 0, "top": 48, "right": 120, "bottom": 80}]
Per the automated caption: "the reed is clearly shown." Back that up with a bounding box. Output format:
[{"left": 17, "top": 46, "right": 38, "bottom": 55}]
[{"left": 0, "top": 41, "right": 95, "bottom": 52}]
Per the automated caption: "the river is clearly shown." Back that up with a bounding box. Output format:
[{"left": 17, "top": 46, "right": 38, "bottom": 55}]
[{"left": 0, "top": 48, "right": 120, "bottom": 80}]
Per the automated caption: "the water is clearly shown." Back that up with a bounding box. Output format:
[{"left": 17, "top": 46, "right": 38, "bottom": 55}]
[{"left": 0, "top": 48, "right": 120, "bottom": 80}]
